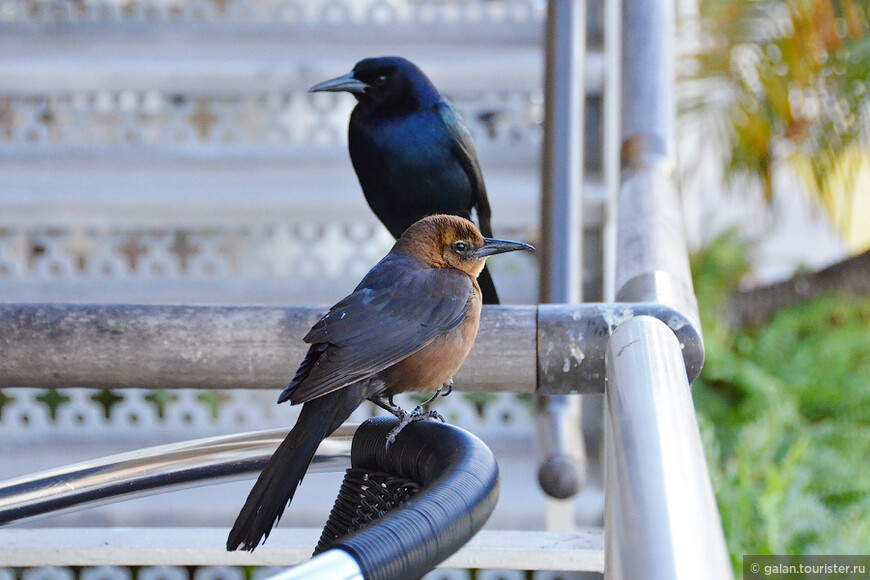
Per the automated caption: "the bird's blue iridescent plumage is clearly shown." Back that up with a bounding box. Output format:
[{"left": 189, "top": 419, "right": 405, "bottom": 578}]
[{"left": 312, "top": 56, "right": 499, "bottom": 303}]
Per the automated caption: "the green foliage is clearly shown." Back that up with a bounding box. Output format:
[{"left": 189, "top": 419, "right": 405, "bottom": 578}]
[
  {"left": 691, "top": 234, "right": 870, "bottom": 575},
  {"left": 91, "top": 389, "right": 124, "bottom": 419},
  {"left": 0, "top": 389, "right": 13, "bottom": 420},
  {"left": 144, "top": 389, "right": 178, "bottom": 419},
  {"left": 681, "top": 0, "right": 870, "bottom": 232},
  {"left": 35, "top": 389, "right": 71, "bottom": 421},
  {"left": 198, "top": 390, "right": 230, "bottom": 420}
]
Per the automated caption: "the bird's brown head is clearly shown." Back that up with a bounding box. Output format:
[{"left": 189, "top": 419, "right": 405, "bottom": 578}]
[{"left": 393, "top": 215, "right": 534, "bottom": 278}]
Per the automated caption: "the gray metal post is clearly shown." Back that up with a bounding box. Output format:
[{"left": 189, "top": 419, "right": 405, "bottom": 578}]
[
  {"left": 603, "top": 0, "right": 729, "bottom": 573},
  {"left": 604, "top": 316, "right": 731, "bottom": 579},
  {"left": 602, "top": 0, "right": 622, "bottom": 303},
  {"left": 537, "top": 0, "right": 588, "bottom": 503},
  {"left": 616, "top": 0, "right": 700, "bottom": 331},
  {"left": 540, "top": 0, "right": 585, "bottom": 302}
]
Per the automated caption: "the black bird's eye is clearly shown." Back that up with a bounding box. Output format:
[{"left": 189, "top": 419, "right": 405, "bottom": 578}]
[
  {"left": 374, "top": 75, "right": 388, "bottom": 86},
  {"left": 451, "top": 241, "right": 469, "bottom": 253}
]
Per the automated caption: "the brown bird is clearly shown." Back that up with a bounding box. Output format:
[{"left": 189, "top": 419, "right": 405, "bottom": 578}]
[{"left": 226, "top": 214, "right": 533, "bottom": 551}]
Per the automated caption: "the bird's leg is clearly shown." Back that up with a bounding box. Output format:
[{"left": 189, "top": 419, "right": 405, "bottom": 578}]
[
  {"left": 384, "top": 407, "right": 414, "bottom": 448},
  {"left": 412, "top": 379, "right": 454, "bottom": 422},
  {"left": 418, "top": 389, "right": 441, "bottom": 407},
  {"left": 368, "top": 393, "right": 403, "bottom": 416},
  {"left": 416, "top": 377, "right": 454, "bottom": 408},
  {"left": 368, "top": 393, "right": 411, "bottom": 448}
]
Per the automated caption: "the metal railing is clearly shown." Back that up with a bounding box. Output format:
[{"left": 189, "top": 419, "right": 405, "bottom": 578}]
[
  {"left": 0, "top": 426, "right": 354, "bottom": 525},
  {"left": 536, "top": 0, "right": 587, "bottom": 506},
  {"left": 0, "top": 302, "right": 703, "bottom": 394},
  {"left": 0, "top": 418, "right": 502, "bottom": 579},
  {"left": 603, "top": 0, "right": 732, "bottom": 577}
]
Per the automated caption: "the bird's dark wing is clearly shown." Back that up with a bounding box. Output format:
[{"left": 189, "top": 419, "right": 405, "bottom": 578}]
[
  {"left": 283, "top": 253, "right": 474, "bottom": 405},
  {"left": 435, "top": 99, "right": 494, "bottom": 237}
]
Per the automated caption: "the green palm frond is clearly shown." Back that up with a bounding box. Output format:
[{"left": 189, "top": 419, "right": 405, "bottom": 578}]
[{"left": 680, "top": 0, "right": 870, "bottom": 231}]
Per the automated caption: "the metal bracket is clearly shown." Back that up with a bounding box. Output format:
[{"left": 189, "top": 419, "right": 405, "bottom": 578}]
[{"left": 536, "top": 301, "right": 704, "bottom": 395}]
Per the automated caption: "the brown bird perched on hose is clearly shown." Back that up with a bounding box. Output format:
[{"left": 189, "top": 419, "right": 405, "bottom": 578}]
[{"left": 226, "top": 214, "right": 533, "bottom": 552}]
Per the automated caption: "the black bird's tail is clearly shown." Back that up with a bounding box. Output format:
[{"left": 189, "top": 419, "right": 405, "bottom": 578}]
[
  {"left": 478, "top": 263, "right": 499, "bottom": 305},
  {"left": 226, "top": 395, "right": 339, "bottom": 551}
]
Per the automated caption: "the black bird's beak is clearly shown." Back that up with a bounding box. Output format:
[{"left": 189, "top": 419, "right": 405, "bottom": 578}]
[
  {"left": 476, "top": 238, "right": 535, "bottom": 258},
  {"left": 309, "top": 72, "right": 369, "bottom": 95}
]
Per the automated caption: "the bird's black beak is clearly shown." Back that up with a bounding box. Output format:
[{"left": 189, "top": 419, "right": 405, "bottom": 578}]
[
  {"left": 309, "top": 71, "right": 369, "bottom": 95},
  {"left": 476, "top": 238, "right": 535, "bottom": 258}
]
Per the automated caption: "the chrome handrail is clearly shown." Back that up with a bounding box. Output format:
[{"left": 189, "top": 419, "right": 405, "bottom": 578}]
[
  {"left": 0, "top": 425, "right": 355, "bottom": 525},
  {"left": 603, "top": 0, "right": 732, "bottom": 576},
  {"left": 605, "top": 317, "right": 731, "bottom": 579}
]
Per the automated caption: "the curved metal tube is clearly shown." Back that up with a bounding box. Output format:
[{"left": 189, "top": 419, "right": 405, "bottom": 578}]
[
  {"left": 0, "top": 425, "right": 356, "bottom": 525},
  {"left": 268, "top": 549, "right": 365, "bottom": 580},
  {"left": 605, "top": 316, "right": 731, "bottom": 579}
]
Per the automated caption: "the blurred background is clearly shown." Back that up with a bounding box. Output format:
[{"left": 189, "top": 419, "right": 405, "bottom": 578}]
[
  {"left": 678, "top": 0, "right": 870, "bottom": 572},
  {"left": 0, "top": 0, "right": 869, "bottom": 577}
]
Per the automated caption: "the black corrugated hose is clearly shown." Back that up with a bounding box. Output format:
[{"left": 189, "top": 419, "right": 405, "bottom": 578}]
[{"left": 316, "top": 416, "right": 500, "bottom": 580}]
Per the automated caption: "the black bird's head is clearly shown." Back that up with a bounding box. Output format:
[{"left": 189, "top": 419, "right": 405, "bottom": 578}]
[
  {"left": 309, "top": 56, "right": 441, "bottom": 110},
  {"left": 394, "top": 215, "right": 534, "bottom": 279}
]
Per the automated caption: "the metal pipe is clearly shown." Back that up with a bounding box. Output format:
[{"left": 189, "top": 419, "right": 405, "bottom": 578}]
[
  {"left": 0, "top": 425, "right": 355, "bottom": 525},
  {"left": 617, "top": 0, "right": 702, "bottom": 335},
  {"left": 535, "top": 393, "right": 585, "bottom": 501},
  {"left": 536, "top": 0, "right": 588, "bottom": 503},
  {"left": 602, "top": 0, "right": 728, "bottom": 575},
  {"left": 620, "top": 0, "right": 674, "bottom": 159},
  {"left": 540, "top": 0, "right": 585, "bottom": 303},
  {"left": 0, "top": 303, "right": 536, "bottom": 394},
  {"left": 615, "top": 178, "right": 700, "bottom": 329},
  {"left": 602, "top": 0, "right": 622, "bottom": 303},
  {"left": 604, "top": 316, "right": 731, "bottom": 579},
  {"left": 536, "top": 302, "right": 702, "bottom": 392},
  {"left": 264, "top": 549, "right": 364, "bottom": 580},
  {"left": 0, "top": 302, "right": 704, "bottom": 394}
]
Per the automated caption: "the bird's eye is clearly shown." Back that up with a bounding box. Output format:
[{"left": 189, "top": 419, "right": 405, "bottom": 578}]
[
  {"left": 451, "top": 241, "right": 469, "bottom": 253},
  {"left": 374, "top": 75, "right": 388, "bottom": 86}
]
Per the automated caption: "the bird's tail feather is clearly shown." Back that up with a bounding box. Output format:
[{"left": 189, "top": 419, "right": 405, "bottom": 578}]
[
  {"left": 478, "top": 263, "right": 499, "bottom": 305},
  {"left": 226, "top": 398, "right": 338, "bottom": 551}
]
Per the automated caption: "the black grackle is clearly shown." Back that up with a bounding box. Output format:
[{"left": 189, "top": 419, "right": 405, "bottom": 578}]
[{"left": 310, "top": 56, "right": 503, "bottom": 304}]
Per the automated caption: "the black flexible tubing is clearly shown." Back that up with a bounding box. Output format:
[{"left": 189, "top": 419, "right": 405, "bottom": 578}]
[{"left": 324, "top": 417, "right": 500, "bottom": 580}]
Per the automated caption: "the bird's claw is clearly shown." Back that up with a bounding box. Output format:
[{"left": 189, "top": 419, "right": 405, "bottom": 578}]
[
  {"left": 418, "top": 379, "right": 454, "bottom": 406},
  {"left": 413, "top": 404, "right": 445, "bottom": 423},
  {"left": 385, "top": 405, "right": 445, "bottom": 449}
]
